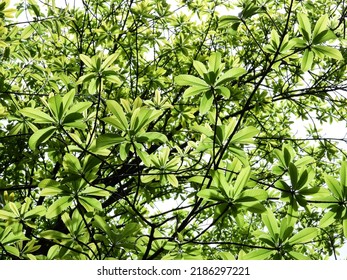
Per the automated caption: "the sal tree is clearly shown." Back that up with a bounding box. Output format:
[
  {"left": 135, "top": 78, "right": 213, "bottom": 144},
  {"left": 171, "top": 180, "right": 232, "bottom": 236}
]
[{"left": 0, "top": 0, "right": 347, "bottom": 260}]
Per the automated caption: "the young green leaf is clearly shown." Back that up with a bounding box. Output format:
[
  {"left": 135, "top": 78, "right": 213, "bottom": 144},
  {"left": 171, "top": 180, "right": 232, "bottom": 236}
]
[
  {"left": 231, "top": 126, "right": 259, "bottom": 144},
  {"left": 243, "top": 249, "right": 273, "bottom": 260},
  {"left": 175, "top": 75, "right": 209, "bottom": 87},
  {"left": 20, "top": 108, "right": 55, "bottom": 123},
  {"left": 46, "top": 196, "right": 73, "bottom": 219},
  {"left": 312, "top": 30, "right": 336, "bottom": 44},
  {"left": 63, "top": 153, "right": 81, "bottom": 174},
  {"left": 29, "top": 126, "right": 56, "bottom": 150},
  {"left": 215, "top": 68, "right": 246, "bottom": 86},
  {"left": 40, "top": 230, "right": 70, "bottom": 240},
  {"left": 262, "top": 210, "right": 279, "bottom": 238},
  {"left": 233, "top": 166, "right": 251, "bottom": 197},
  {"left": 106, "top": 100, "right": 128, "bottom": 131},
  {"left": 289, "top": 162, "right": 298, "bottom": 188},
  {"left": 319, "top": 210, "right": 336, "bottom": 228},
  {"left": 343, "top": 218, "right": 347, "bottom": 238},
  {"left": 288, "top": 227, "right": 318, "bottom": 245},
  {"left": 96, "top": 133, "right": 124, "bottom": 149},
  {"left": 80, "top": 54, "right": 94, "bottom": 68},
  {"left": 101, "top": 52, "right": 120, "bottom": 71},
  {"left": 199, "top": 91, "right": 213, "bottom": 115},
  {"left": 237, "top": 189, "right": 268, "bottom": 202},
  {"left": 183, "top": 85, "right": 209, "bottom": 98},
  {"left": 301, "top": 49, "right": 314, "bottom": 71},
  {"left": 288, "top": 251, "right": 311, "bottom": 260},
  {"left": 197, "top": 189, "right": 226, "bottom": 202},
  {"left": 312, "top": 14, "right": 328, "bottom": 41},
  {"left": 78, "top": 196, "right": 102, "bottom": 212},
  {"left": 193, "top": 60, "right": 207, "bottom": 78},
  {"left": 313, "top": 46, "right": 343, "bottom": 60},
  {"left": 324, "top": 174, "right": 343, "bottom": 199},
  {"left": 21, "top": 25, "right": 35, "bottom": 39},
  {"left": 297, "top": 13, "right": 311, "bottom": 42},
  {"left": 208, "top": 52, "right": 222, "bottom": 73}
]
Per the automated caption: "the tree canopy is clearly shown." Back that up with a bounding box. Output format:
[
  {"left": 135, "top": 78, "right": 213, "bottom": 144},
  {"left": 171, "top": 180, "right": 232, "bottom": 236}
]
[{"left": 1, "top": 0, "right": 347, "bottom": 260}]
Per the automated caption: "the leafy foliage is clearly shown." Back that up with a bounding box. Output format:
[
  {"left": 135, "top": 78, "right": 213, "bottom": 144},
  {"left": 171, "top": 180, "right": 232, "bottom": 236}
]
[{"left": 1, "top": 0, "right": 347, "bottom": 260}]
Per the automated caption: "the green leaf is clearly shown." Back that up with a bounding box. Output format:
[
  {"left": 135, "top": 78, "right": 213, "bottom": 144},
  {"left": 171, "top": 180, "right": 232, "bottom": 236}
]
[
  {"left": 215, "top": 68, "right": 246, "bottom": 86},
  {"left": 231, "top": 126, "right": 259, "bottom": 144},
  {"left": 312, "top": 14, "right": 328, "bottom": 41},
  {"left": 199, "top": 91, "right": 213, "bottom": 115},
  {"left": 136, "top": 132, "right": 168, "bottom": 143},
  {"left": 63, "top": 112, "right": 83, "bottom": 125},
  {"left": 312, "top": 30, "right": 336, "bottom": 44},
  {"left": 279, "top": 218, "right": 293, "bottom": 241},
  {"left": 262, "top": 210, "right": 279, "bottom": 238},
  {"left": 301, "top": 49, "right": 314, "bottom": 71},
  {"left": 77, "top": 73, "right": 96, "bottom": 84},
  {"left": 343, "top": 218, "right": 347, "bottom": 238},
  {"left": 319, "top": 210, "right": 336, "bottom": 227},
  {"left": 21, "top": 25, "right": 35, "bottom": 39},
  {"left": 66, "top": 102, "right": 92, "bottom": 116},
  {"left": 219, "top": 15, "right": 241, "bottom": 29},
  {"left": 288, "top": 251, "right": 311, "bottom": 260},
  {"left": 93, "top": 215, "right": 114, "bottom": 237},
  {"left": 20, "top": 108, "right": 55, "bottom": 123},
  {"left": 233, "top": 166, "right": 251, "bottom": 197},
  {"left": 0, "top": 209, "right": 16, "bottom": 219},
  {"left": 40, "top": 230, "right": 70, "bottom": 240},
  {"left": 215, "top": 86, "right": 230, "bottom": 98},
  {"left": 270, "top": 29, "right": 280, "bottom": 47},
  {"left": 197, "top": 189, "right": 226, "bottom": 202},
  {"left": 29, "top": 126, "right": 56, "bottom": 150},
  {"left": 340, "top": 161, "right": 347, "bottom": 188},
  {"left": 243, "top": 249, "right": 273, "bottom": 260},
  {"left": 8, "top": 202, "right": 20, "bottom": 217},
  {"left": 183, "top": 85, "right": 209, "bottom": 98},
  {"left": 80, "top": 54, "right": 93, "bottom": 68},
  {"left": 312, "top": 46, "right": 343, "bottom": 60},
  {"left": 46, "top": 196, "right": 73, "bottom": 219},
  {"left": 289, "top": 162, "right": 298, "bottom": 188},
  {"left": 62, "top": 90, "right": 75, "bottom": 114},
  {"left": 288, "top": 228, "right": 319, "bottom": 245},
  {"left": 105, "top": 74, "right": 122, "bottom": 84},
  {"left": 283, "top": 146, "right": 291, "bottom": 167},
  {"left": 295, "top": 156, "right": 315, "bottom": 167},
  {"left": 101, "top": 52, "right": 120, "bottom": 70},
  {"left": 297, "top": 13, "right": 311, "bottom": 42},
  {"left": 296, "top": 170, "right": 308, "bottom": 190},
  {"left": 211, "top": 170, "right": 230, "bottom": 197},
  {"left": 3, "top": 246, "right": 20, "bottom": 257},
  {"left": 106, "top": 100, "right": 128, "bottom": 131},
  {"left": 175, "top": 74, "right": 209, "bottom": 87},
  {"left": 63, "top": 153, "right": 81, "bottom": 174},
  {"left": 167, "top": 174, "right": 178, "bottom": 187},
  {"left": 24, "top": 206, "right": 46, "bottom": 219},
  {"left": 242, "top": 202, "right": 266, "bottom": 213},
  {"left": 237, "top": 189, "right": 268, "bottom": 202},
  {"left": 291, "top": 38, "right": 307, "bottom": 48},
  {"left": 78, "top": 196, "right": 102, "bottom": 212},
  {"left": 96, "top": 133, "right": 124, "bottom": 149},
  {"left": 324, "top": 174, "right": 344, "bottom": 199},
  {"left": 80, "top": 187, "right": 109, "bottom": 197},
  {"left": 193, "top": 60, "right": 207, "bottom": 78},
  {"left": 48, "top": 94, "right": 63, "bottom": 120},
  {"left": 208, "top": 52, "right": 221, "bottom": 73}
]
